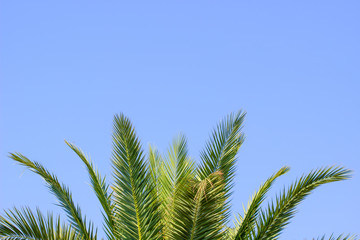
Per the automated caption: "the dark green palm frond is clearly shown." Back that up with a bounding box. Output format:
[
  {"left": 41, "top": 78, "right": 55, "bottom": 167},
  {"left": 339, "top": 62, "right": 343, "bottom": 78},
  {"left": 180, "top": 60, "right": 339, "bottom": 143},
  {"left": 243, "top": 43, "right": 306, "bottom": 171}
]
[
  {"left": 110, "top": 114, "right": 161, "bottom": 240},
  {"left": 65, "top": 141, "right": 118, "bottom": 240},
  {"left": 0, "top": 207, "right": 80, "bottom": 240},
  {"left": 189, "top": 111, "right": 245, "bottom": 239},
  {"left": 198, "top": 111, "right": 245, "bottom": 189},
  {"left": 159, "top": 135, "right": 195, "bottom": 239},
  {"left": 234, "top": 166, "right": 289, "bottom": 240},
  {"left": 253, "top": 166, "right": 352, "bottom": 240},
  {"left": 9, "top": 153, "right": 96, "bottom": 240},
  {"left": 171, "top": 171, "right": 227, "bottom": 240},
  {"left": 314, "top": 234, "right": 358, "bottom": 240}
]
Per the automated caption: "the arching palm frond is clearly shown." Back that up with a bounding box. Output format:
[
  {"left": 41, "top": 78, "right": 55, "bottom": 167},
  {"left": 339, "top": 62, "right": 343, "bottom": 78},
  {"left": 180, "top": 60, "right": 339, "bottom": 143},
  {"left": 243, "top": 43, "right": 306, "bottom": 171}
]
[
  {"left": 65, "top": 141, "right": 118, "bottom": 240},
  {"left": 234, "top": 166, "right": 290, "bottom": 240},
  {"left": 253, "top": 166, "right": 352, "bottom": 240},
  {"left": 8, "top": 153, "right": 96, "bottom": 240},
  {"left": 0, "top": 207, "right": 80, "bottom": 240}
]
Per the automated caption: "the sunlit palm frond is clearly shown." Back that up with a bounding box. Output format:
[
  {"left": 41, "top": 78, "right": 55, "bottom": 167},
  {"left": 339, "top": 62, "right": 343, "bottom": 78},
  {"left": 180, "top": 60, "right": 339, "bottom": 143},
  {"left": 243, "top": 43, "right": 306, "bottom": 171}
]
[
  {"left": 0, "top": 207, "right": 80, "bottom": 240},
  {"left": 110, "top": 114, "right": 161, "bottom": 240},
  {"left": 158, "top": 135, "right": 195, "bottom": 239},
  {"left": 170, "top": 171, "right": 227, "bottom": 240},
  {"left": 148, "top": 145, "right": 163, "bottom": 200},
  {"left": 198, "top": 111, "right": 245, "bottom": 191},
  {"left": 9, "top": 153, "right": 96, "bottom": 240},
  {"left": 183, "top": 111, "right": 245, "bottom": 239}
]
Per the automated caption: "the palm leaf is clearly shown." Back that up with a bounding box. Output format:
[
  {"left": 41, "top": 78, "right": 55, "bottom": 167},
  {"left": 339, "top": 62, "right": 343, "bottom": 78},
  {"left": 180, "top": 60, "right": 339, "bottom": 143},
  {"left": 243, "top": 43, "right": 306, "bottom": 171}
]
[
  {"left": 253, "top": 166, "right": 352, "bottom": 240},
  {"left": 0, "top": 207, "right": 80, "bottom": 240},
  {"left": 183, "top": 111, "right": 245, "bottom": 239},
  {"left": 65, "top": 141, "right": 118, "bottom": 240},
  {"left": 198, "top": 111, "right": 245, "bottom": 190},
  {"left": 110, "top": 114, "right": 161, "bottom": 240},
  {"left": 171, "top": 171, "right": 226, "bottom": 240},
  {"left": 158, "top": 135, "right": 195, "bottom": 239},
  {"left": 9, "top": 153, "right": 96, "bottom": 240},
  {"left": 234, "top": 166, "right": 289, "bottom": 240},
  {"left": 314, "top": 234, "right": 358, "bottom": 240},
  {"left": 148, "top": 145, "right": 163, "bottom": 200}
]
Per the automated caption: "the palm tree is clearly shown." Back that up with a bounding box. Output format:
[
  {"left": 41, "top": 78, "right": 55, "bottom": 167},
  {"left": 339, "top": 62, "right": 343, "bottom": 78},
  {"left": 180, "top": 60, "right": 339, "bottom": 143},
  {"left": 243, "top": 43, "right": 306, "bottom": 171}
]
[{"left": 0, "top": 111, "right": 356, "bottom": 240}]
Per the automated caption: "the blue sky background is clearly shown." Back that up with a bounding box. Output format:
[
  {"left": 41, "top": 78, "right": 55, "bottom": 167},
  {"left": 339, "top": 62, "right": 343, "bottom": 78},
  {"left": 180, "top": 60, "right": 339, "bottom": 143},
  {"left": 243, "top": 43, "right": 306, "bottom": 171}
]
[{"left": 1, "top": 1, "right": 359, "bottom": 239}]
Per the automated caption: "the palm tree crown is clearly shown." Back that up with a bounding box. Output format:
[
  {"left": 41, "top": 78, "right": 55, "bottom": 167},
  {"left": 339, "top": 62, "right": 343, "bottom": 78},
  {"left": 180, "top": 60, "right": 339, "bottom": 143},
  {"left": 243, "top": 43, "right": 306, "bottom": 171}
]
[{"left": 0, "top": 111, "right": 356, "bottom": 240}]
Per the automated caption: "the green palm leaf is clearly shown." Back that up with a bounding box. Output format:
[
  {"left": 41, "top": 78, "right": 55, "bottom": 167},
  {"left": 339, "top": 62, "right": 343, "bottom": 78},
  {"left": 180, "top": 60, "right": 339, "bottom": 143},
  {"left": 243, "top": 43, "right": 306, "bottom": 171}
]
[
  {"left": 158, "top": 135, "right": 195, "bottom": 239},
  {"left": 110, "top": 114, "right": 161, "bottom": 240},
  {"left": 171, "top": 171, "right": 226, "bottom": 240},
  {"left": 179, "top": 111, "right": 245, "bottom": 240},
  {"left": 198, "top": 111, "right": 245, "bottom": 190},
  {"left": 253, "top": 166, "right": 352, "bottom": 240},
  {"left": 0, "top": 207, "right": 80, "bottom": 240},
  {"left": 8, "top": 153, "right": 96, "bottom": 240},
  {"left": 314, "top": 234, "right": 358, "bottom": 240},
  {"left": 148, "top": 145, "right": 163, "bottom": 201},
  {"left": 65, "top": 141, "right": 118, "bottom": 240},
  {"left": 234, "top": 166, "right": 289, "bottom": 240}
]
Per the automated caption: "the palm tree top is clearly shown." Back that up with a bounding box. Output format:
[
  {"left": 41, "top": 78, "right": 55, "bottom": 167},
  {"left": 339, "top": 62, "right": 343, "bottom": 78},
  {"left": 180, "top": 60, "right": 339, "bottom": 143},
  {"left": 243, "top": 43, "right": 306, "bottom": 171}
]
[{"left": 1, "top": 111, "right": 357, "bottom": 240}]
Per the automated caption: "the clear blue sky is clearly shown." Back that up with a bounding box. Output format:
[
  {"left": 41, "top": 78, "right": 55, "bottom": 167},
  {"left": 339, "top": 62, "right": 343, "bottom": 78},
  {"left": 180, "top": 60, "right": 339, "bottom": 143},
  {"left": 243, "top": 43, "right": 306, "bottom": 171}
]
[{"left": 1, "top": 1, "right": 359, "bottom": 239}]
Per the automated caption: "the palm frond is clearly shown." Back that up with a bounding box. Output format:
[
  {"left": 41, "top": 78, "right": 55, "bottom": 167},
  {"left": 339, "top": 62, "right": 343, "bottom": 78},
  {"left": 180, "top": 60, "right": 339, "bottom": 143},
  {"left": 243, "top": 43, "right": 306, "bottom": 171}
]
[
  {"left": 9, "top": 153, "right": 96, "bottom": 240},
  {"left": 234, "top": 166, "right": 289, "bottom": 240},
  {"left": 171, "top": 171, "right": 227, "bottom": 240},
  {"left": 186, "top": 111, "right": 245, "bottom": 239},
  {"left": 158, "top": 135, "right": 195, "bottom": 239},
  {"left": 148, "top": 145, "right": 164, "bottom": 201},
  {"left": 0, "top": 207, "right": 80, "bottom": 240},
  {"left": 313, "top": 234, "right": 357, "bottom": 240},
  {"left": 148, "top": 145, "right": 166, "bottom": 239},
  {"left": 65, "top": 141, "right": 118, "bottom": 240},
  {"left": 110, "top": 114, "right": 161, "bottom": 240},
  {"left": 198, "top": 111, "right": 245, "bottom": 190},
  {"left": 313, "top": 234, "right": 358, "bottom": 240},
  {"left": 253, "top": 166, "right": 352, "bottom": 240}
]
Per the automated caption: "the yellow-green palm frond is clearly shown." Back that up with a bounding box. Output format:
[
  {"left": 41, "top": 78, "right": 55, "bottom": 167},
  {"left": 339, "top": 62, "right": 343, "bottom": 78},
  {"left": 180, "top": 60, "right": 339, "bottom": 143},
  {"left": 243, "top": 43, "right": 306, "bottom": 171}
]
[
  {"left": 158, "top": 135, "right": 195, "bottom": 239},
  {"left": 171, "top": 171, "right": 227, "bottom": 240}
]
